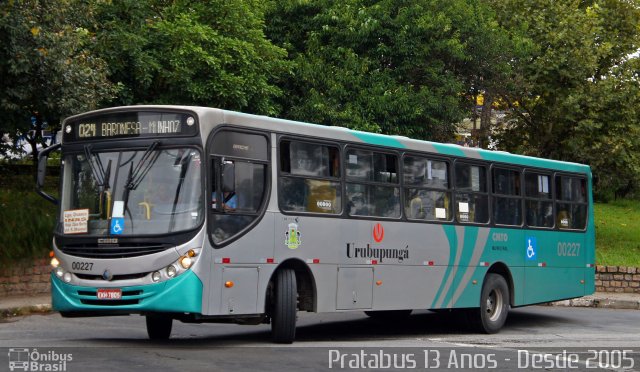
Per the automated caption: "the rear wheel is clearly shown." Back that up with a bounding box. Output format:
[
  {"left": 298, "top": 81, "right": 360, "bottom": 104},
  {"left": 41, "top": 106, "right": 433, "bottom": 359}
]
[
  {"left": 271, "top": 268, "right": 297, "bottom": 344},
  {"left": 469, "top": 273, "right": 509, "bottom": 334},
  {"left": 146, "top": 314, "right": 172, "bottom": 340}
]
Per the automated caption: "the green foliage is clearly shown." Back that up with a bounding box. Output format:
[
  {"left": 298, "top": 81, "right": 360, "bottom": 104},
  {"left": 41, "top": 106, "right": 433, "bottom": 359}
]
[
  {"left": 595, "top": 200, "right": 640, "bottom": 267},
  {"left": 0, "top": 179, "right": 57, "bottom": 263},
  {"left": 93, "top": 0, "right": 288, "bottom": 115},
  {"left": 0, "top": 0, "right": 115, "bottom": 162},
  {"left": 267, "top": 0, "right": 508, "bottom": 141},
  {"left": 490, "top": 0, "right": 640, "bottom": 198}
]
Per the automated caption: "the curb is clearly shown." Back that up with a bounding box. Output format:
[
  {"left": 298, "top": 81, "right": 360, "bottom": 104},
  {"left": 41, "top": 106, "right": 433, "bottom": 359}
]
[
  {"left": 0, "top": 303, "right": 52, "bottom": 319},
  {"left": 548, "top": 296, "right": 640, "bottom": 310}
]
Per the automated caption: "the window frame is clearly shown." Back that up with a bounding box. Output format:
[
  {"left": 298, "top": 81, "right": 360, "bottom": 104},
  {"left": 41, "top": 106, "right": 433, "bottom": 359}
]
[
  {"left": 553, "top": 172, "right": 588, "bottom": 231},
  {"left": 277, "top": 137, "right": 343, "bottom": 216},
  {"left": 522, "top": 169, "right": 555, "bottom": 230},
  {"left": 401, "top": 152, "right": 453, "bottom": 222},
  {"left": 343, "top": 145, "right": 402, "bottom": 220},
  {"left": 207, "top": 126, "right": 271, "bottom": 248},
  {"left": 490, "top": 165, "right": 524, "bottom": 227},
  {"left": 453, "top": 160, "right": 491, "bottom": 225}
]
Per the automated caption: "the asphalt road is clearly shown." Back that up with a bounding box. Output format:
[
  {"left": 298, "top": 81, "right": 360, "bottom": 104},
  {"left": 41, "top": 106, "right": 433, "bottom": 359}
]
[{"left": 1, "top": 306, "right": 640, "bottom": 371}]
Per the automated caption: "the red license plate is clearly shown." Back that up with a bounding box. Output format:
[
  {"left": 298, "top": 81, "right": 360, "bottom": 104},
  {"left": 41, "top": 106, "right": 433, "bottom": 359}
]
[{"left": 97, "top": 288, "right": 122, "bottom": 300}]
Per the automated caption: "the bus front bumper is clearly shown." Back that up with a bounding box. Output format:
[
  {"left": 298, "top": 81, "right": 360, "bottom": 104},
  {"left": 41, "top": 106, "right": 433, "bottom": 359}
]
[{"left": 51, "top": 270, "right": 203, "bottom": 315}]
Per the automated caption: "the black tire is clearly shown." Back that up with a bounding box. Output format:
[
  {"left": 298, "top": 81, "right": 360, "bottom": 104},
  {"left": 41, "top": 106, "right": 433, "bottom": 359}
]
[
  {"left": 271, "top": 268, "right": 297, "bottom": 344},
  {"left": 146, "top": 314, "right": 173, "bottom": 340},
  {"left": 469, "top": 273, "right": 510, "bottom": 334},
  {"left": 364, "top": 310, "right": 412, "bottom": 320}
]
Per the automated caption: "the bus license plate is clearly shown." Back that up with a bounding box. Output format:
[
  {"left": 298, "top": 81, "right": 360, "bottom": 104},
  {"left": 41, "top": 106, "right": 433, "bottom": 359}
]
[{"left": 97, "top": 288, "right": 122, "bottom": 300}]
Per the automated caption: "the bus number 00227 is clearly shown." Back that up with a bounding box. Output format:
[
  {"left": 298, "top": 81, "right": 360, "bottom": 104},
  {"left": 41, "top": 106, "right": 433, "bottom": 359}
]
[
  {"left": 557, "top": 242, "right": 580, "bottom": 257},
  {"left": 72, "top": 262, "right": 93, "bottom": 271}
]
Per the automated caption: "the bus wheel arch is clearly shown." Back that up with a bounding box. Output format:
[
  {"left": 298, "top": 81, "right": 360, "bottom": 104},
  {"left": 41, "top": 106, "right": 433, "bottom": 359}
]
[
  {"left": 266, "top": 259, "right": 317, "bottom": 343},
  {"left": 267, "top": 259, "right": 317, "bottom": 312},
  {"left": 469, "top": 263, "right": 512, "bottom": 334},
  {"left": 486, "top": 262, "right": 514, "bottom": 307}
]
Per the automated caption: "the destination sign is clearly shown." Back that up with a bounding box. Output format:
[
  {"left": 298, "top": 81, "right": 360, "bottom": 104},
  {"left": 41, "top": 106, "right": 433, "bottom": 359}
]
[{"left": 64, "top": 111, "right": 198, "bottom": 141}]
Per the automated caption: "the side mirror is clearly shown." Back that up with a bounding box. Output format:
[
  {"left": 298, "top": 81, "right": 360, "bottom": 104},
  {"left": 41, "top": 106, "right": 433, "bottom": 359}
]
[
  {"left": 221, "top": 161, "right": 235, "bottom": 193},
  {"left": 36, "top": 143, "right": 61, "bottom": 204}
]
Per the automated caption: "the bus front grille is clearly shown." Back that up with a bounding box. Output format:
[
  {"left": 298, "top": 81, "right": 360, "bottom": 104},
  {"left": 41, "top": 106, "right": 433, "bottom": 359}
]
[
  {"left": 60, "top": 243, "right": 169, "bottom": 258},
  {"left": 80, "top": 299, "right": 140, "bottom": 306},
  {"left": 75, "top": 273, "right": 149, "bottom": 281}
]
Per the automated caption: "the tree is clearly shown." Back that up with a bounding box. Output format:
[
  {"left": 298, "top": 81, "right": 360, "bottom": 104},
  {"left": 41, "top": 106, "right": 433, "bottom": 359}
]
[
  {"left": 0, "top": 0, "right": 115, "bottom": 164},
  {"left": 267, "top": 0, "right": 508, "bottom": 142},
  {"left": 93, "top": 0, "right": 288, "bottom": 115},
  {"left": 489, "top": 0, "right": 640, "bottom": 197}
]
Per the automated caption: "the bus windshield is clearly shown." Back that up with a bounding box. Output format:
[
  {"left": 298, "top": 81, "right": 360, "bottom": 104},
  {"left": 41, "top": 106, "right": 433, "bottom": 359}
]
[{"left": 60, "top": 146, "right": 203, "bottom": 236}]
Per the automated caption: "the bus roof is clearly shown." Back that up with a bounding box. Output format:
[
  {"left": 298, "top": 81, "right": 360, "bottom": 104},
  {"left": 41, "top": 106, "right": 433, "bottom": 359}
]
[
  {"left": 67, "top": 105, "right": 591, "bottom": 175},
  {"left": 219, "top": 108, "right": 590, "bottom": 175}
]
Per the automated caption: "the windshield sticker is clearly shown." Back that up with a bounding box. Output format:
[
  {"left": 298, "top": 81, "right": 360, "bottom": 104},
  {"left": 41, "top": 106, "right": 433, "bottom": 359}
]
[
  {"left": 110, "top": 217, "right": 124, "bottom": 235},
  {"left": 285, "top": 223, "right": 302, "bottom": 249},
  {"left": 435, "top": 208, "right": 446, "bottom": 219},
  {"left": 63, "top": 209, "right": 89, "bottom": 234},
  {"left": 112, "top": 201, "right": 124, "bottom": 218}
]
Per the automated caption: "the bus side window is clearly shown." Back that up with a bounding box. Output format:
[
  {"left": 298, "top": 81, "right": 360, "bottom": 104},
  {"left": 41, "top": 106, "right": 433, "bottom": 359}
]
[
  {"left": 555, "top": 176, "right": 587, "bottom": 230},
  {"left": 278, "top": 140, "right": 341, "bottom": 214},
  {"left": 346, "top": 149, "right": 400, "bottom": 218},
  {"left": 454, "top": 163, "right": 488, "bottom": 223},
  {"left": 492, "top": 168, "right": 522, "bottom": 226},
  {"left": 403, "top": 156, "right": 451, "bottom": 221},
  {"left": 524, "top": 172, "right": 553, "bottom": 228}
]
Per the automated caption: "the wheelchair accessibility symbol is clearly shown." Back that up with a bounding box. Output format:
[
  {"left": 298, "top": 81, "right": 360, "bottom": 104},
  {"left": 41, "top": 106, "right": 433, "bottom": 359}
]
[
  {"left": 526, "top": 236, "right": 537, "bottom": 261},
  {"left": 110, "top": 217, "right": 124, "bottom": 235}
]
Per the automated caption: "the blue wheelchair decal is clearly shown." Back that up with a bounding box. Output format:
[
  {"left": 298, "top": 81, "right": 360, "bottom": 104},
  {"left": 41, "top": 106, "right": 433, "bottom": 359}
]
[
  {"left": 525, "top": 236, "right": 537, "bottom": 261},
  {"left": 110, "top": 217, "right": 124, "bottom": 235}
]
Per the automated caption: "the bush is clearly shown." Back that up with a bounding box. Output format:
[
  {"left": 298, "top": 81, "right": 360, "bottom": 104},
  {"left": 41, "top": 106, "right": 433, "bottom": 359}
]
[{"left": 0, "top": 175, "right": 58, "bottom": 263}]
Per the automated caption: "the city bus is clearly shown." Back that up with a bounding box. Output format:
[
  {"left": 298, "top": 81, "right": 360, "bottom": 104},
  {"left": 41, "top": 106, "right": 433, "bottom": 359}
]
[{"left": 36, "top": 106, "right": 595, "bottom": 343}]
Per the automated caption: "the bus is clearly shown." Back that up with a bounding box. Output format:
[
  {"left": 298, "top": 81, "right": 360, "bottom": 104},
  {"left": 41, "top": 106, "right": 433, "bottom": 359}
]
[{"left": 36, "top": 106, "right": 595, "bottom": 343}]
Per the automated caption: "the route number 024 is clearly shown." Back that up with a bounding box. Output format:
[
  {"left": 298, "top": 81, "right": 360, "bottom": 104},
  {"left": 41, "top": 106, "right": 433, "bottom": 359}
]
[{"left": 557, "top": 242, "right": 580, "bottom": 257}]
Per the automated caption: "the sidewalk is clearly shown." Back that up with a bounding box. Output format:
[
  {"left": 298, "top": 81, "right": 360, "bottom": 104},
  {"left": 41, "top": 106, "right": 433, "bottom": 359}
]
[
  {"left": 1, "top": 291, "right": 639, "bottom": 318},
  {"left": 0, "top": 293, "right": 51, "bottom": 317},
  {"left": 548, "top": 291, "right": 640, "bottom": 310}
]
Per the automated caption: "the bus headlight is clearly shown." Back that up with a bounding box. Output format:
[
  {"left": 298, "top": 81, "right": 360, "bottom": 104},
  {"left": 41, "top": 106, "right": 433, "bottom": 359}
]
[
  {"left": 55, "top": 267, "right": 64, "bottom": 278},
  {"left": 151, "top": 271, "right": 161, "bottom": 282},
  {"left": 151, "top": 248, "right": 200, "bottom": 283},
  {"left": 179, "top": 256, "right": 193, "bottom": 269},
  {"left": 166, "top": 265, "right": 177, "bottom": 278}
]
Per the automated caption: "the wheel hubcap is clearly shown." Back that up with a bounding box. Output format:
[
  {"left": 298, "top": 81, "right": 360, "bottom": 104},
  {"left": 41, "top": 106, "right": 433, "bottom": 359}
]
[{"left": 486, "top": 289, "right": 503, "bottom": 322}]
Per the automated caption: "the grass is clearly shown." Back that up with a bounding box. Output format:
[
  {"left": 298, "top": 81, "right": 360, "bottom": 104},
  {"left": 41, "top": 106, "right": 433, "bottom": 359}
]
[{"left": 595, "top": 199, "right": 640, "bottom": 267}]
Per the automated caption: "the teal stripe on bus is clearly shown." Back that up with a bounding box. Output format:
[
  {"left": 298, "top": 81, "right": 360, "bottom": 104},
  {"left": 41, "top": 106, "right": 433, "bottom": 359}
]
[
  {"left": 431, "top": 224, "right": 458, "bottom": 308},
  {"left": 431, "top": 143, "right": 467, "bottom": 157},
  {"left": 480, "top": 151, "right": 589, "bottom": 173},
  {"left": 350, "top": 131, "right": 406, "bottom": 148},
  {"left": 443, "top": 226, "right": 479, "bottom": 308}
]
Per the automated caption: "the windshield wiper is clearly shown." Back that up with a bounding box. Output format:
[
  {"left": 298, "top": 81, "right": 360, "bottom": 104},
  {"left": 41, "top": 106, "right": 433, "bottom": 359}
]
[
  {"left": 83, "top": 145, "right": 111, "bottom": 189},
  {"left": 169, "top": 151, "right": 194, "bottom": 231},
  {"left": 122, "top": 141, "right": 161, "bottom": 212}
]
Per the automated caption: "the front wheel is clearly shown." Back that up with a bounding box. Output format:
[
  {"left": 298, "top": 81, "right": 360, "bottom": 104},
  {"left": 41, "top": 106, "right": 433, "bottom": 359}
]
[
  {"left": 146, "top": 314, "right": 173, "bottom": 340},
  {"left": 271, "top": 268, "right": 297, "bottom": 344},
  {"left": 469, "top": 273, "right": 509, "bottom": 334}
]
